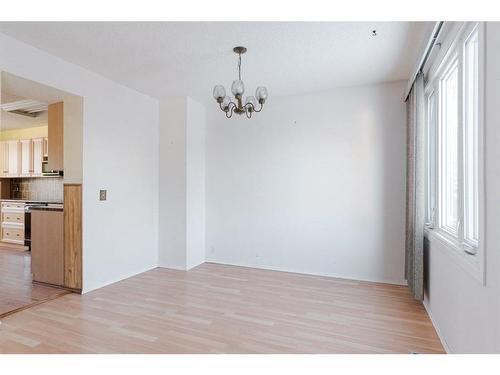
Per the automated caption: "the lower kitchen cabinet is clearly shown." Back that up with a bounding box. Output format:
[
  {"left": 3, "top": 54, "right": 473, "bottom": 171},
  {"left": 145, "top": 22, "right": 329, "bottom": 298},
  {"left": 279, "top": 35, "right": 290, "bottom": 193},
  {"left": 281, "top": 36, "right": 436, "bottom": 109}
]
[
  {"left": 31, "top": 209, "right": 64, "bottom": 286},
  {"left": 0, "top": 201, "right": 25, "bottom": 245}
]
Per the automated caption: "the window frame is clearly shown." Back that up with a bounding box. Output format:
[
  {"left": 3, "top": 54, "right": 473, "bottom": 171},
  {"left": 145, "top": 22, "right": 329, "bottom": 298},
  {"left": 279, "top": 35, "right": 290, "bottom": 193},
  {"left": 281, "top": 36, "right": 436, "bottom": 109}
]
[
  {"left": 425, "top": 89, "right": 437, "bottom": 228},
  {"left": 424, "top": 22, "right": 485, "bottom": 284},
  {"left": 462, "top": 25, "right": 480, "bottom": 249}
]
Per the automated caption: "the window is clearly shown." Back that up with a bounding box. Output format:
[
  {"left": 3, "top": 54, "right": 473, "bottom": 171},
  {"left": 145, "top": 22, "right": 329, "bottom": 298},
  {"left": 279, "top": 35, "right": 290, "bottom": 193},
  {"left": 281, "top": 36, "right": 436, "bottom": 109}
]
[
  {"left": 439, "top": 57, "right": 460, "bottom": 236},
  {"left": 425, "top": 23, "right": 482, "bottom": 262}
]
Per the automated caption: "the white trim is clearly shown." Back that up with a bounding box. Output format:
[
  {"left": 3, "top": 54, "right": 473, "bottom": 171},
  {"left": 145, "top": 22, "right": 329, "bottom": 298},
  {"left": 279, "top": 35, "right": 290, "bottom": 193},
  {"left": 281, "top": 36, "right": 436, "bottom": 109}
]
[
  {"left": 186, "top": 259, "right": 205, "bottom": 271},
  {"left": 206, "top": 260, "right": 407, "bottom": 286},
  {"left": 157, "top": 263, "right": 186, "bottom": 271},
  {"left": 476, "top": 22, "right": 486, "bottom": 284},
  {"left": 158, "top": 261, "right": 206, "bottom": 271},
  {"left": 423, "top": 299, "right": 451, "bottom": 354},
  {"left": 82, "top": 264, "right": 158, "bottom": 294},
  {"left": 426, "top": 23, "right": 465, "bottom": 86},
  {"left": 425, "top": 228, "right": 483, "bottom": 284}
]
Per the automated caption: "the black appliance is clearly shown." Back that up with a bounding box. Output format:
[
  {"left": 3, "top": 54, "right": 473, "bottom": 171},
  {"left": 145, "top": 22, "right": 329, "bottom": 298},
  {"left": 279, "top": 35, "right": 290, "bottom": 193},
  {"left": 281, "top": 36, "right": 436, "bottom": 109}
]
[{"left": 24, "top": 202, "right": 48, "bottom": 250}]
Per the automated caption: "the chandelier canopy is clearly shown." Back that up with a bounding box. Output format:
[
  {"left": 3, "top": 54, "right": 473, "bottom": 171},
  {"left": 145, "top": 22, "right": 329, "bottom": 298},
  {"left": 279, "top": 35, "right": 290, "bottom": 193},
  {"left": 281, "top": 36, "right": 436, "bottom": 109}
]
[{"left": 213, "top": 46, "right": 268, "bottom": 119}]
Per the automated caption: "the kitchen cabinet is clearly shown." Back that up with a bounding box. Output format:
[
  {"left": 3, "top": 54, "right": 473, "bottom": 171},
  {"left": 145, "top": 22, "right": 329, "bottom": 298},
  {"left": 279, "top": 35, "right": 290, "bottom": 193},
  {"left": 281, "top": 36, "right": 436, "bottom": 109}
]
[
  {"left": 20, "top": 139, "right": 33, "bottom": 177},
  {"left": 43, "top": 137, "right": 48, "bottom": 157},
  {"left": 0, "top": 201, "right": 25, "bottom": 245},
  {"left": 47, "top": 102, "right": 63, "bottom": 171},
  {"left": 32, "top": 138, "right": 44, "bottom": 176},
  {"left": 0, "top": 138, "right": 46, "bottom": 178},
  {"left": 7, "top": 140, "right": 21, "bottom": 177},
  {"left": 31, "top": 209, "right": 64, "bottom": 286},
  {"left": 0, "top": 141, "right": 8, "bottom": 177}
]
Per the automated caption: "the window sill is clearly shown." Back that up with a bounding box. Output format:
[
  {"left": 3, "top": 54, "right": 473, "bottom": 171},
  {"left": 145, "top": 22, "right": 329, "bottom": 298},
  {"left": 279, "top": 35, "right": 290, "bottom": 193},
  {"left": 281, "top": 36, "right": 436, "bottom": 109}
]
[{"left": 424, "top": 227, "right": 485, "bottom": 285}]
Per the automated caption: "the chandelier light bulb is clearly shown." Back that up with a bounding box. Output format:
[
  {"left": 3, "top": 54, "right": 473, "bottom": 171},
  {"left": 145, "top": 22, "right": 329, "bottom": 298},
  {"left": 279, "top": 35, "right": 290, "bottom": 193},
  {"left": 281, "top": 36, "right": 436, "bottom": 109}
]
[
  {"left": 231, "top": 80, "right": 245, "bottom": 97},
  {"left": 221, "top": 96, "right": 231, "bottom": 111},
  {"left": 245, "top": 96, "right": 257, "bottom": 111},
  {"left": 213, "top": 85, "right": 226, "bottom": 102},
  {"left": 255, "top": 86, "right": 268, "bottom": 103}
]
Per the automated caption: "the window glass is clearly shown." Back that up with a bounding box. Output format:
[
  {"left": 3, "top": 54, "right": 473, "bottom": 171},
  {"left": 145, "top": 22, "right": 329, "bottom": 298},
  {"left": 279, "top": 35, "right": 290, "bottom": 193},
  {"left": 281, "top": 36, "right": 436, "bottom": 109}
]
[{"left": 439, "top": 59, "right": 459, "bottom": 235}]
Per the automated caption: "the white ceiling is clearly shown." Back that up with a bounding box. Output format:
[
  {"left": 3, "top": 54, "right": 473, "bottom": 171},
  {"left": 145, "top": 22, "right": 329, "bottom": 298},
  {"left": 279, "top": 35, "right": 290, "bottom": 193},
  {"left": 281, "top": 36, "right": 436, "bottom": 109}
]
[{"left": 0, "top": 22, "right": 432, "bottom": 103}]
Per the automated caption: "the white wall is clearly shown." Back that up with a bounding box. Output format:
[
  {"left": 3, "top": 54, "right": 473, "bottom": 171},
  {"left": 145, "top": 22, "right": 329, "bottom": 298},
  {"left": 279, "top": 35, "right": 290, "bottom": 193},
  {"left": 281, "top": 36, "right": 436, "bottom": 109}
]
[
  {"left": 159, "top": 97, "right": 187, "bottom": 269},
  {"left": 206, "top": 81, "right": 407, "bottom": 284},
  {"left": 0, "top": 33, "right": 159, "bottom": 293},
  {"left": 186, "top": 98, "right": 206, "bottom": 269},
  {"left": 158, "top": 96, "right": 206, "bottom": 270},
  {"left": 423, "top": 22, "right": 500, "bottom": 353}
]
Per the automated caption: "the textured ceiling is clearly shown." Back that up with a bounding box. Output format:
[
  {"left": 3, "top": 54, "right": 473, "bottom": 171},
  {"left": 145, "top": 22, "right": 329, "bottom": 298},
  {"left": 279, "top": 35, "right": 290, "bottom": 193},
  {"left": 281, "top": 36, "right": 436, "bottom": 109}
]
[{"left": 0, "top": 22, "right": 432, "bottom": 102}]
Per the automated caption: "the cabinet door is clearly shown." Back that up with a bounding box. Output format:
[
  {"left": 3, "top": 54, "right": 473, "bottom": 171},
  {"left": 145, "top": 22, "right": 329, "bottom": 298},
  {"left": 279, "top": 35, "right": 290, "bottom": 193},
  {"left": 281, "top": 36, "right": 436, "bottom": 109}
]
[
  {"left": 31, "top": 210, "right": 64, "bottom": 286},
  {"left": 0, "top": 141, "right": 8, "bottom": 177},
  {"left": 7, "top": 140, "right": 20, "bottom": 177},
  {"left": 47, "top": 102, "right": 63, "bottom": 171},
  {"left": 32, "top": 138, "right": 44, "bottom": 176},
  {"left": 20, "top": 139, "right": 33, "bottom": 177},
  {"left": 43, "top": 137, "right": 48, "bottom": 157}
]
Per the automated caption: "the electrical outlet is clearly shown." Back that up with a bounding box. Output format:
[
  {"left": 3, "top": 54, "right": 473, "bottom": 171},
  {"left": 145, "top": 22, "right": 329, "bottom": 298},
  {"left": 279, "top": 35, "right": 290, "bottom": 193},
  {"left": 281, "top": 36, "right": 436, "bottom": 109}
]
[{"left": 99, "top": 190, "right": 107, "bottom": 201}]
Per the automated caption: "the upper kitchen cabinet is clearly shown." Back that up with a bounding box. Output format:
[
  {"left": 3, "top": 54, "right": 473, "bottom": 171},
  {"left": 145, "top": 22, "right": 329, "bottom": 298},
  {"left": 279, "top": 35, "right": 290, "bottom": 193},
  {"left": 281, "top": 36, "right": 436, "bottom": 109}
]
[
  {"left": 32, "top": 137, "right": 44, "bottom": 176},
  {"left": 47, "top": 102, "right": 63, "bottom": 172},
  {"left": 0, "top": 141, "right": 8, "bottom": 177},
  {"left": 0, "top": 141, "right": 18, "bottom": 177},
  {"left": 7, "top": 140, "right": 21, "bottom": 177},
  {"left": 20, "top": 139, "right": 33, "bottom": 177}
]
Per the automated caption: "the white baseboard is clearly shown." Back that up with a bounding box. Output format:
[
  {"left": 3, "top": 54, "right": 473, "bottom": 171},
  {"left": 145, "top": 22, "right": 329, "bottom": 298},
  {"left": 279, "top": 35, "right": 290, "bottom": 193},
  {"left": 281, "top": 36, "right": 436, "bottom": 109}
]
[
  {"left": 82, "top": 264, "right": 157, "bottom": 294},
  {"left": 158, "top": 260, "right": 206, "bottom": 271},
  {"left": 206, "top": 259, "right": 407, "bottom": 286},
  {"left": 186, "top": 259, "right": 205, "bottom": 270},
  {"left": 423, "top": 299, "right": 451, "bottom": 354},
  {"left": 157, "top": 263, "right": 187, "bottom": 271}
]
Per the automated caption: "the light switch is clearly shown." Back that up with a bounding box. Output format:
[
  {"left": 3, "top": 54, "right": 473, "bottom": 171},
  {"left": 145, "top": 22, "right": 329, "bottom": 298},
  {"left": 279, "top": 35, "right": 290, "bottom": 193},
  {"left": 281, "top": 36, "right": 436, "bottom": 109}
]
[{"left": 99, "top": 190, "right": 107, "bottom": 201}]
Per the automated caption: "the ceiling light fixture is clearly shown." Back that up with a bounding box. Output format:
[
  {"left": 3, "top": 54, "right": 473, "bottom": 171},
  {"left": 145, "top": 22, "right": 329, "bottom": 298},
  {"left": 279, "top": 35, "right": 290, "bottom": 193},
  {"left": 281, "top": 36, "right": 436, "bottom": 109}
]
[
  {"left": 0, "top": 99, "right": 48, "bottom": 117},
  {"left": 213, "top": 46, "right": 268, "bottom": 119}
]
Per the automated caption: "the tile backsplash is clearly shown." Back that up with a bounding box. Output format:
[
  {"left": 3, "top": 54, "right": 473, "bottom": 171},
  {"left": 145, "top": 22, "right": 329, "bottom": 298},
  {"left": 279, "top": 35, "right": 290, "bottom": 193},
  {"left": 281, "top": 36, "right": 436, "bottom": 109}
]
[{"left": 10, "top": 178, "right": 63, "bottom": 202}]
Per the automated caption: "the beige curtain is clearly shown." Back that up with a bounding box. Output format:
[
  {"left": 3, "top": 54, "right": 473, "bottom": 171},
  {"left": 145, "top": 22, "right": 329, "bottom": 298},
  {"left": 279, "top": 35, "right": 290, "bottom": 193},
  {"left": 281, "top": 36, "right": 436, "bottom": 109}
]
[{"left": 405, "top": 72, "right": 425, "bottom": 301}]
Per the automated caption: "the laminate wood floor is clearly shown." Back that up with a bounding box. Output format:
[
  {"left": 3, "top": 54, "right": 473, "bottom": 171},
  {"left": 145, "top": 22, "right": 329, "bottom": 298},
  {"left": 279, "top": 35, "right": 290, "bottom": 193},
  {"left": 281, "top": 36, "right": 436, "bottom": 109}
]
[
  {"left": 0, "top": 263, "right": 444, "bottom": 354},
  {"left": 0, "top": 249, "right": 68, "bottom": 318}
]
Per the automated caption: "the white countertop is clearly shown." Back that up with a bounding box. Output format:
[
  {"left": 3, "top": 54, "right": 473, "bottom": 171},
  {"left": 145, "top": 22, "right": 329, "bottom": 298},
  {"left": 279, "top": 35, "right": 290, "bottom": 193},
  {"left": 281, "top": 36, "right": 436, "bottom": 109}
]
[{"left": 0, "top": 199, "right": 63, "bottom": 204}]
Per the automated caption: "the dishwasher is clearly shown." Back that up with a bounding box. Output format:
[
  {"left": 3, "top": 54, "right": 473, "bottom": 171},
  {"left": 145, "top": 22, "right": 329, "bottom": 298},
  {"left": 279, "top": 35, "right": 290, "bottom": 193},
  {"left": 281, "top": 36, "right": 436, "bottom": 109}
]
[{"left": 24, "top": 202, "right": 48, "bottom": 250}]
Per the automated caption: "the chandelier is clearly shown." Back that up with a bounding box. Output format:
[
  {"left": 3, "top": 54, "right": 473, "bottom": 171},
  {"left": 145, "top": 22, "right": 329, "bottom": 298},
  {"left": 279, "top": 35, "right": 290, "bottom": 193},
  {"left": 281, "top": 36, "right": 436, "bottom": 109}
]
[{"left": 213, "top": 46, "right": 268, "bottom": 119}]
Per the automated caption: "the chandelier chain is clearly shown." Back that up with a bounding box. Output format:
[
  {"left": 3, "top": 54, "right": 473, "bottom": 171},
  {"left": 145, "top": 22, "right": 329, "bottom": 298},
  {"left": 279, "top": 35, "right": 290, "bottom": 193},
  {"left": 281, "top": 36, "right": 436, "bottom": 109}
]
[{"left": 238, "top": 52, "right": 242, "bottom": 81}]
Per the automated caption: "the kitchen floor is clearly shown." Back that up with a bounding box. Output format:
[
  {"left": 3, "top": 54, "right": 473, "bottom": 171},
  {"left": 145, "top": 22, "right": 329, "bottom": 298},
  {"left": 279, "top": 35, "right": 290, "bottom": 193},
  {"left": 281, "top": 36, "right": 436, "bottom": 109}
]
[{"left": 0, "top": 247, "right": 68, "bottom": 318}]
